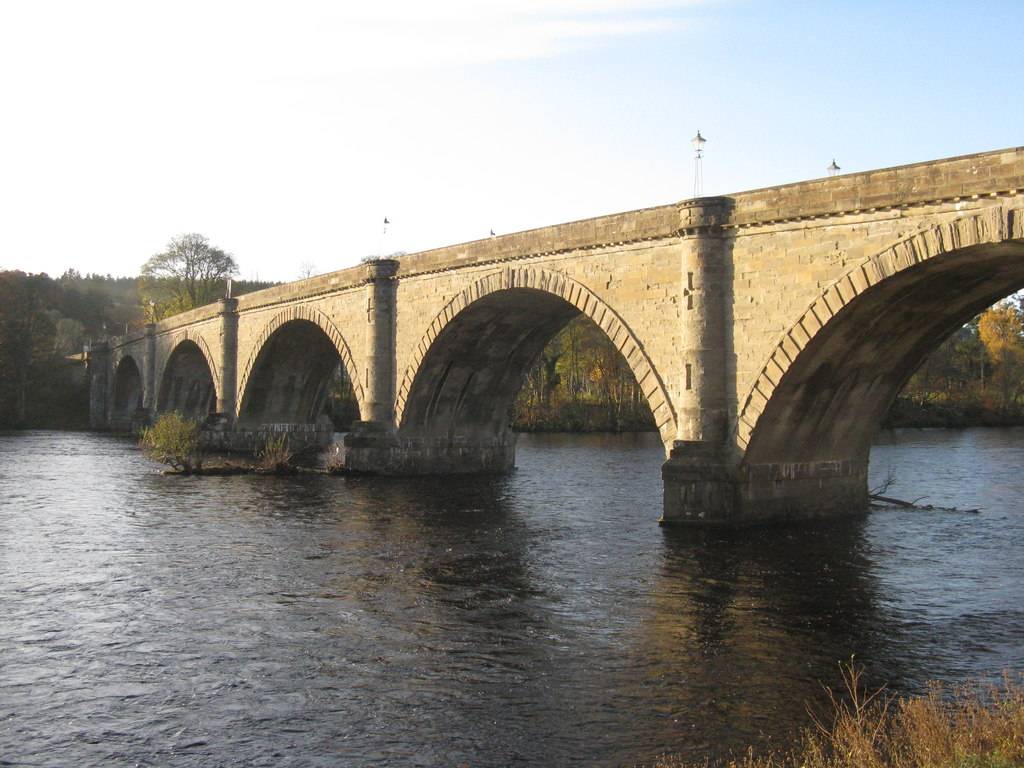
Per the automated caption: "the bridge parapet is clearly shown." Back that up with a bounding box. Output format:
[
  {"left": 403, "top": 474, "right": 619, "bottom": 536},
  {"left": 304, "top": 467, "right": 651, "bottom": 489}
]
[
  {"left": 235, "top": 267, "right": 367, "bottom": 312},
  {"left": 154, "top": 303, "right": 221, "bottom": 334},
  {"left": 726, "top": 147, "right": 1023, "bottom": 228},
  {"left": 393, "top": 205, "right": 681, "bottom": 276}
]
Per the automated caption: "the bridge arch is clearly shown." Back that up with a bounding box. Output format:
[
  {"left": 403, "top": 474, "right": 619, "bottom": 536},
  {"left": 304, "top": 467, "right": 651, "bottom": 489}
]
[
  {"left": 235, "top": 303, "right": 364, "bottom": 421},
  {"left": 111, "top": 355, "right": 143, "bottom": 421},
  {"left": 394, "top": 266, "right": 677, "bottom": 445},
  {"left": 237, "top": 306, "right": 363, "bottom": 427},
  {"left": 157, "top": 337, "right": 218, "bottom": 420},
  {"left": 737, "top": 206, "right": 1024, "bottom": 473}
]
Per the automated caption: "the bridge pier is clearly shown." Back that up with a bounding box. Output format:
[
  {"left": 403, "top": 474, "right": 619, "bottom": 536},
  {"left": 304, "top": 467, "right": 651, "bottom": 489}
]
[
  {"left": 342, "top": 423, "right": 516, "bottom": 475},
  {"left": 676, "top": 198, "right": 730, "bottom": 445},
  {"left": 363, "top": 259, "right": 399, "bottom": 423},
  {"left": 662, "top": 446, "right": 870, "bottom": 525},
  {"left": 217, "top": 298, "right": 239, "bottom": 422},
  {"left": 143, "top": 323, "right": 157, "bottom": 419},
  {"left": 201, "top": 421, "right": 335, "bottom": 453},
  {"left": 736, "top": 460, "right": 869, "bottom": 522},
  {"left": 86, "top": 341, "right": 111, "bottom": 430},
  {"left": 660, "top": 198, "right": 752, "bottom": 523},
  {"left": 661, "top": 442, "right": 739, "bottom": 523}
]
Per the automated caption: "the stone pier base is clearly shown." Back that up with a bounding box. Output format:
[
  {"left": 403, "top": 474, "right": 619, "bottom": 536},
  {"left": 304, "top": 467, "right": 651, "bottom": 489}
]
[
  {"left": 202, "top": 421, "right": 335, "bottom": 454},
  {"left": 662, "top": 442, "right": 869, "bottom": 525},
  {"left": 108, "top": 408, "right": 151, "bottom": 434},
  {"left": 341, "top": 422, "right": 516, "bottom": 474},
  {"left": 661, "top": 441, "right": 741, "bottom": 524}
]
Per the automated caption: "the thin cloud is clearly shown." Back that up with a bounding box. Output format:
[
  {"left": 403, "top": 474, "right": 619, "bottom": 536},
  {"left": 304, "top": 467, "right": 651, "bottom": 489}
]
[{"left": 0, "top": 1, "right": 707, "bottom": 86}]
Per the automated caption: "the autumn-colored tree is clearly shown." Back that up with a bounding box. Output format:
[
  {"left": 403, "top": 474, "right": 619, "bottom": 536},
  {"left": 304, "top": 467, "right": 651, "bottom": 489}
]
[
  {"left": 978, "top": 300, "right": 1024, "bottom": 412},
  {"left": 514, "top": 315, "right": 654, "bottom": 432},
  {"left": 900, "top": 322, "right": 988, "bottom": 406}
]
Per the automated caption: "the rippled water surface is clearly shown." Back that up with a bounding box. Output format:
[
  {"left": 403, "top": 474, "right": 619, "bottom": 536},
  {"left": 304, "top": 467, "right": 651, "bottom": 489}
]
[{"left": 1, "top": 429, "right": 1023, "bottom": 767}]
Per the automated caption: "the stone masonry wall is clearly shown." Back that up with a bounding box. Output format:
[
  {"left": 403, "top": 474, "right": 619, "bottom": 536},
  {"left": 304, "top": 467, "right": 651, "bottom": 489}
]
[
  {"left": 392, "top": 239, "right": 684, "bottom": 446},
  {"left": 234, "top": 289, "right": 370, "bottom": 418}
]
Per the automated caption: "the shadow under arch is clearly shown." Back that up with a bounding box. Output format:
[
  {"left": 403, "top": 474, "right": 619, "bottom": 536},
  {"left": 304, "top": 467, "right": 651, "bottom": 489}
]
[
  {"left": 237, "top": 305, "right": 364, "bottom": 421},
  {"left": 395, "top": 266, "right": 676, "bottom": 445},
  {"left": 111, "top": 355, "right": 143, "bottom": 426},
  {"left": 736, "top": 208, "right": 1024, "bottom": 511},
  {"left": 237, "top": 317, "right": 360, "bottom": 428},
  {"left": 157, "top": 338, "right": 217, "bottom": 420}
]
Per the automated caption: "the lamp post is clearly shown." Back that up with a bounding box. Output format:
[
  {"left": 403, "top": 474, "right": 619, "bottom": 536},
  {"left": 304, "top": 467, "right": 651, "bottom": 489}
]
[
  {"left": 827, "top": 159, "right": 841, "bottom": 177},
  {"left": 692, "top": 130, "right": 706, "bottom": 197}
]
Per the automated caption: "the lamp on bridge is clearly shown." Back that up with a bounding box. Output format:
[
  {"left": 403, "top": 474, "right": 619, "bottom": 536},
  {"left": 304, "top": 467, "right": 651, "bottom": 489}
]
[
  {"left": 827, "top": 159, "right": 841, "bottom": 177},
  {"left": 692, "top": 130, "right": 706, "bottom": 197}
]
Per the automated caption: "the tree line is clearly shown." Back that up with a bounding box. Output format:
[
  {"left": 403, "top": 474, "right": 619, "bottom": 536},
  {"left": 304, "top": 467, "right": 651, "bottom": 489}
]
[
  {"left": 513, "top": 315, "right": 656, "bottom": 432},
  {"left": 886, "top": 297, "right": 1024, "bottom": 427},
  {"left": 0, "top": 235, "right": 271, "bottom": 428}
]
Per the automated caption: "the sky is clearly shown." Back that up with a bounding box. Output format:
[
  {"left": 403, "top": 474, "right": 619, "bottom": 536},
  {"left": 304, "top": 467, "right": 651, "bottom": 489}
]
[{"left": 0, "top": 0, "right": 1021, "bottom": 282}]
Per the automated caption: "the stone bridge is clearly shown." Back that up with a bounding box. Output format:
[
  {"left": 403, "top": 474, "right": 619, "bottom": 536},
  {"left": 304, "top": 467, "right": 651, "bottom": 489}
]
[{"left": 88, "top": 147, "right": 1024, "bottom": 524}]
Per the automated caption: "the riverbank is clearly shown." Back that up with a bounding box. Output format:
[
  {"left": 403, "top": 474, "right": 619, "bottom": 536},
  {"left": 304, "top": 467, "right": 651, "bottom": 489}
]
[
  {"left": 883, "top": 396, "right": 1024, "bottom": 429},
  {"left": 513, "top": 400, "right": 656, "bottom": 433},
  {"left": 513, "top": 421, "right": 657, "bottom": 434},
  {"left": 653, "top": 669, "right": 1024, "bottom": 768}
]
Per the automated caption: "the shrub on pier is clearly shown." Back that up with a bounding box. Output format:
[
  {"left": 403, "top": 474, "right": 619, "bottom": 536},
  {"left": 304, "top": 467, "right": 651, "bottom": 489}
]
[
  {"left": 140, "top": 412, "right": 204, "bottom": 473},
  {"left": 256, "top": 433, "right": 294, "bottom": 473}
]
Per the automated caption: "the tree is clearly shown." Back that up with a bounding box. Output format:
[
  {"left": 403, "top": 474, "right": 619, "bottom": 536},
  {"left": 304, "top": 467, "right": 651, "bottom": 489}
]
[
  {"left": 0, "top": 272, "right": 59, "bottom": 426},
  {"left": 53, "top": 317, "right": 86, "bottom": 356},
  {"left": 978, "top": 300, "right": 1024, "bottom": 413},
  {"left": 513, "top": 315, "right": 655, "bottom": 432},
  {"left": 140, "top": 234, "right": 238, "bottom": 319}
]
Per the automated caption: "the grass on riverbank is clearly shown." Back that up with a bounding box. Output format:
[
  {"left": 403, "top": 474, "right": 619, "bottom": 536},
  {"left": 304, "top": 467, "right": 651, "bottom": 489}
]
[{"left": 653, "top": 666, "right": 1024, "bottom": 768}]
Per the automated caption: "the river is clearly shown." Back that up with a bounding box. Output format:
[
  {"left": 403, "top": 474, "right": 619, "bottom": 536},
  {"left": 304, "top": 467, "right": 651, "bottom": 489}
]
[{"left": 1, "top": 429, "right": 1022, "bottom": 767}]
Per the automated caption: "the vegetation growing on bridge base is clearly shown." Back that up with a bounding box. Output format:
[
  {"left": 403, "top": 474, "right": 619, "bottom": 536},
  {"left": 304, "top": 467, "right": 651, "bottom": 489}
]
[
  {"left": 140, "top": 413, "right": 204, "bottom": 473},
  {"left": 652, "top": 665, "right": 1024, "bottom": 768},
  {"left": 256, "top": 434, "right": 295, "bottom": 473}
]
